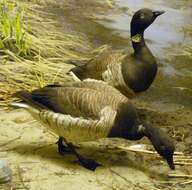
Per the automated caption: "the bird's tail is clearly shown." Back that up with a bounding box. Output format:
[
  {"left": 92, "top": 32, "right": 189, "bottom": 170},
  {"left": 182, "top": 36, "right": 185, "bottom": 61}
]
[
  {"left": 10, "top": 102, "right": 30, "bottom": 109},
  {"left": 68, "top": 67, "right": 85, "bottom": 80},
  {"left": 66, "top": 59, "right": 87, "bottom": 80},
  {"left": 11, "top": 91, "right": 46, "bottom": 110}
]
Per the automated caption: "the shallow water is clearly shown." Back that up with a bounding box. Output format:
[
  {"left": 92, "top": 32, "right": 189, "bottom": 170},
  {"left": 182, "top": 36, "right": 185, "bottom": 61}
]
[{"left": 46, "top": 0, "right": 192, "bottom": 108}]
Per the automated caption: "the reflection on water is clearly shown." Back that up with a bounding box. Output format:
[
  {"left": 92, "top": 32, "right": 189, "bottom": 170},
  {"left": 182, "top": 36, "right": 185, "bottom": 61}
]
[{"left": 45, "top": 0, "right": 192, "bottom": 108}]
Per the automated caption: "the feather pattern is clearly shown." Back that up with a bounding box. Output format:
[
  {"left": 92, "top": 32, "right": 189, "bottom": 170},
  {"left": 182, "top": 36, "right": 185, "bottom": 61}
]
[
  {"left": 13, "top": 81, "right": 129, "bottom": 142},
  {"left": 12, "top": 80, "right": 175, "bottom": 170},
  {"left": 85, "top": 48, "right": 126, "bottom": 78},
  {"left": 31, "top": 82, "right": 128, "bottom": 118},
  {"left": 35, "top": 106, "right": 117, "bottom": 142},
  {"left": 102, "top": 62, "right": 135, "bottom": 97},
  {"left": 66, "top": 79, "right": 126, "bottom": 97}
]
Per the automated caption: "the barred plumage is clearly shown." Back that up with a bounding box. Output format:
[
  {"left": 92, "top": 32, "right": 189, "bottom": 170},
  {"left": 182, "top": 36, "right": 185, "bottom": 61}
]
[
  {"left": 12, "top": 79, "right": 175, "bottom": 170},
  {"left": 104, "top": 63, "right": 135, "bottom": 97},
  {"left": 36, "top": 106, "right": 116, "bottom": 143},
  {"left": 13, "top": 80, "right": 127, "bottom": 142}
]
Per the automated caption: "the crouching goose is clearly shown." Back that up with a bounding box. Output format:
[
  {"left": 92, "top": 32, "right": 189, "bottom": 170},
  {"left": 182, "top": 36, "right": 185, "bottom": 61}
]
[
  {"left": 12, "top": 80, "right": 175, "bottom": 171},
  {"left": 69, "top": 8, "right": 165, "bottom": 97}
]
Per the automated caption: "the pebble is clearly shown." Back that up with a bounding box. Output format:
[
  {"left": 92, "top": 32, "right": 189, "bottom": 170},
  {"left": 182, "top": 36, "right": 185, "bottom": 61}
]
[{"left": 0, "top": 160, "right": 12, "bottom": 183}]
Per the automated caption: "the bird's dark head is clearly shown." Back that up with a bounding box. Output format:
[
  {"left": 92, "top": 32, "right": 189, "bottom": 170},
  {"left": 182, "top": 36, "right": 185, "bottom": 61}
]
[
  {"left": 131, "top": 8, "right": 165, "bottom": 38},
  {"left": 141, "top": 124, "right": 175, "bottom": 170}
]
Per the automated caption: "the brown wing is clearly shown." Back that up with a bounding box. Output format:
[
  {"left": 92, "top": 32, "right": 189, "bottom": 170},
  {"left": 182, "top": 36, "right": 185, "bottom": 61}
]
[
  {"left": 54, "top": 79, "right": 126, "bottom": 98},
  {"left": 71, "top": 48, "right": 127, "bottom": 80},
  {"left": 17, "top": 84, "right": 127, "bottom": 119}
]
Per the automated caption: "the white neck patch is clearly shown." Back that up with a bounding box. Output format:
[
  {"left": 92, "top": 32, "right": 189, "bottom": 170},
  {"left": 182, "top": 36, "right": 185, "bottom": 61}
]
[
  {"left": 131, "top": 34, "right": 142, "bottom": 43},
  {"left": 138, "top": 124, "right": 145, "bottom": 133}
]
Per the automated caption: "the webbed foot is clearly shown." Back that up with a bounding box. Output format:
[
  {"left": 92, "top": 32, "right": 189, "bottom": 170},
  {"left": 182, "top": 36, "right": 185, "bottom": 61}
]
[
  {"left": 76, "top": 155, "right": 102, "bottom": 171},
  {"left": 57, "top": 138, "right": 102, "bottom": 171}
]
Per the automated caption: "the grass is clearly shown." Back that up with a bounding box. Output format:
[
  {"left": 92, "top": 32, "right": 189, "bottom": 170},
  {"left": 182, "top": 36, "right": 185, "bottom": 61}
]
[
  {"left": 0, "top": 0, "right": 30, "bottom": 56},
  {"left": 0, "top": 0, "right": 112, "bottom": 105}
]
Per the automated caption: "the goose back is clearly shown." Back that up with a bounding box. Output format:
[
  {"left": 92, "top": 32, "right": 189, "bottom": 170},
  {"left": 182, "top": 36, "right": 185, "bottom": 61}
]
[{"left": 30, "top": 84, "right": 127, "bottom": 119}]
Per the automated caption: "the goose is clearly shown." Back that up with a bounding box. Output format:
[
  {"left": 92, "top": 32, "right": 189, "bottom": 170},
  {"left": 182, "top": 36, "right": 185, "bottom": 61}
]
[
  {"left": 69, "top": 8, "right": 165, "bottom": 97},
  {"left": 12, "top": 80, "right": 175, "bottom": 171}
]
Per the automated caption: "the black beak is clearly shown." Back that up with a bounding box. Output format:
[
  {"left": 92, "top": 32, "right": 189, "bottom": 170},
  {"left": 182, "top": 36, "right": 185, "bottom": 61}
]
[
  {"left": 153, "top": 10, "right": 165, "bottom": 18},
  {"left": 166, "top": 156, "right": 175, "bottom": 170}
]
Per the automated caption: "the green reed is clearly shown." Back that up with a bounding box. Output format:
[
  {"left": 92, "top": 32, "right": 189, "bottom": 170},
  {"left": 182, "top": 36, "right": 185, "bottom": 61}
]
[{"left": 0, "top": 0, "right": 29, "bottom": 56}]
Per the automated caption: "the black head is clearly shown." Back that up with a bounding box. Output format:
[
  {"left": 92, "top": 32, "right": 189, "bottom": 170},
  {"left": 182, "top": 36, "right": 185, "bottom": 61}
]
[
  {"left": 131, "top": 8, "right": 165, "bottom": 36},
  {"left": 141, "top": 124, "right": 175, "bottom": 169}
]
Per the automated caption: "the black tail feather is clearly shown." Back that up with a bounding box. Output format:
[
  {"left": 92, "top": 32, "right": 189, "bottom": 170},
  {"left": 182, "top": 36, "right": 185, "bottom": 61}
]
[
  {"left": 69, "top": 66, "right": 85, "bottom": 80},
  {"left": 13, "top": 91, "right": 47, "bottom": 110}
]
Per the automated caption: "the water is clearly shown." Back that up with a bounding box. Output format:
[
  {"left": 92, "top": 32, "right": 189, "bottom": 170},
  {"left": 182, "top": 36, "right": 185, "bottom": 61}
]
[{"left": 45, "top": 0, "right": 192, "bottom": 108}]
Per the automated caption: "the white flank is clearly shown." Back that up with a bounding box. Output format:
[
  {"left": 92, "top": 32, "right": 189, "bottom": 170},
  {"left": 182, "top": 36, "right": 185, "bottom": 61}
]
[
  {"left": 37, "top": 106, "right": 116, "bottom": 143},
  {"left": 11, "top": 101, "right": 117, "bottom": 143},
  {"left": 69, "top": 71, "right": 81, "bottom": 82},
  {"left": 10, "top": 102, "right": 30, "bottom": 109},
  {"left": 83, "top": 78, "right": 104, "bottom": 83}
]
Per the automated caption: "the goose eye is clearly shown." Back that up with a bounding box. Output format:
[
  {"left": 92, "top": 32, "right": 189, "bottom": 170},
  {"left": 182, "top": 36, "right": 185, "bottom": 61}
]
[{"left": 140, "top": 13, "right": 145, "bottom": 19}]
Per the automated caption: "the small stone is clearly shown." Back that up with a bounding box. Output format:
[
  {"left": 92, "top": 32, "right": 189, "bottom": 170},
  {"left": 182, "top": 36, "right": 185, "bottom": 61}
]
[{"left": 0, "top": 160, "right": 12, "bottom": 183}]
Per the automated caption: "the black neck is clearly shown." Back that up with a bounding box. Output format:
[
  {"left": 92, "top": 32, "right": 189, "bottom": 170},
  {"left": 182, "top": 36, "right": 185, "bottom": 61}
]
[
  {"left": 131, "top": 27, "right": 146, "bottom": 54},
  {"left": 140, "top": 124, "right": 156, "bottom": 139},
  {"left": 108, "top": 103, "right": 144, "bottom": 140}
]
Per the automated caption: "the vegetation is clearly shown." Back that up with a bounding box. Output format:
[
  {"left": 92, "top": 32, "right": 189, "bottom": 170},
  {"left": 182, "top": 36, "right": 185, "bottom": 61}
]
[
  {"left": 0, "top": 0, "right": 106, "bottom": 105},
  {"left": 0, "top": 0, "right": 29, "bottom": 56}
]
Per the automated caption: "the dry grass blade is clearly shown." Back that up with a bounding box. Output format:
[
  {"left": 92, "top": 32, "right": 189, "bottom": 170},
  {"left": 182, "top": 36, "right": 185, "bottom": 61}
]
[
  {"left": 174, "top": 162, "right": 192, "bottom": 166},
  {"left": 174, "top": 155, "right": 192, "bottom": 166},
  {"left": 118, "top": 144, "right": 183, "bottom": 156},
  {"left": 0, "top": 0, "right": 108, "bottom": 104},
  {"left": 168, "top": 174, "right": 192, "bottom": 179},
  {"left": 180, "top": 180, "right": 192, "bottom": 185}
]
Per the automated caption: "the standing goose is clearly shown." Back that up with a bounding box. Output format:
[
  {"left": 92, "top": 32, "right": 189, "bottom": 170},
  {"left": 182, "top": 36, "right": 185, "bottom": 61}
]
[
  {"left": 12, "top": 80, "right": 175, "bottom": 171},
  {"left": 69, "top": 8, "right": 165, "bottom": 97}
]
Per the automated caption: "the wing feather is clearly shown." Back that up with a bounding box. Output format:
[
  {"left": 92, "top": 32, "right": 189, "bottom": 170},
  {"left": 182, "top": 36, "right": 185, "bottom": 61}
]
[{"left": 29, "top": 86, "right": 126, "bottom": 119}]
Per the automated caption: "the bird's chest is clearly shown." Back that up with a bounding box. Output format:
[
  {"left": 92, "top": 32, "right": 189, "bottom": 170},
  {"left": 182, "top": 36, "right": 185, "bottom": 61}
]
[
  {"left": 102, "top": 63, "right": 135, "bottom": 97},
  {"left": 121, "top": 59, "right": 157, "bottom": 92}
]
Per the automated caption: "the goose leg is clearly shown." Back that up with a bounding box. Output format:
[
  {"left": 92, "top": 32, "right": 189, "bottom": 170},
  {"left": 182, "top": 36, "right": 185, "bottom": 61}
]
[
  {"left": 66, "top": 142, "right": 102, "bottom": 171},
  {"left": 57, "top": 137, "right": 101, "bottom": 170},
  {"left": 56, "top": 137, "right": 74, "bottom": 155}
]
